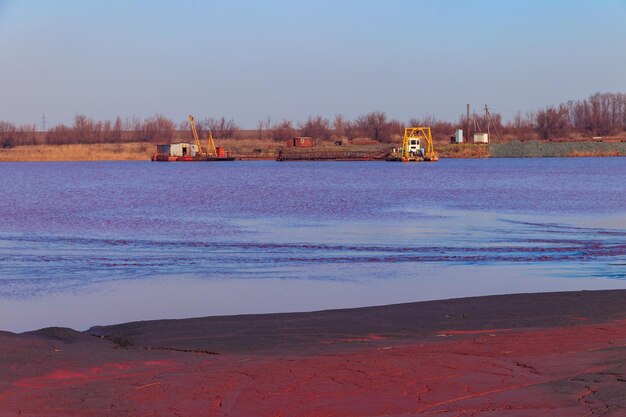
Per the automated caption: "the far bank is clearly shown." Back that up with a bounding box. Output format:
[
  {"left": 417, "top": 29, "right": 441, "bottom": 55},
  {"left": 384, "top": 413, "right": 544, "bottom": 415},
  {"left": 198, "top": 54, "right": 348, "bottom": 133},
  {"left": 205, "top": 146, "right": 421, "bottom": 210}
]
[{"left": 0, "top": 140, "right": 625, "bottom": 162}]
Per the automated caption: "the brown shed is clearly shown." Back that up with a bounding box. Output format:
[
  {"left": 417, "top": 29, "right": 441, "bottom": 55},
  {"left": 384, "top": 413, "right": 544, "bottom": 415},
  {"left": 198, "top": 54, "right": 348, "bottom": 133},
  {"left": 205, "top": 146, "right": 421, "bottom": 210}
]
[{"left": 286, "top": 137, "right": 315, "bottom": 147}]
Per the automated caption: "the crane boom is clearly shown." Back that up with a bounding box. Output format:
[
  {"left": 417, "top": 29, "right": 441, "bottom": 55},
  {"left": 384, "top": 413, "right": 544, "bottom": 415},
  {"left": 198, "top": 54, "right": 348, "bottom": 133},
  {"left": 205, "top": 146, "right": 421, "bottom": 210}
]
[
  {"left": 206, "top": 129, "right": 217, "bottom": 157},
  {"left": 189, "top": 115, "right": 204, "bottom": 156}
]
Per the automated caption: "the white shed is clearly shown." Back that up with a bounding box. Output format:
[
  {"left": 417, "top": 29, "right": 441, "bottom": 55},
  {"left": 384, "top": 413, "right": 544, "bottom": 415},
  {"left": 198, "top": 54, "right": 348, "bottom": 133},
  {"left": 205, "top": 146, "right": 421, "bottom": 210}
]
[
  {"left": 473, "top": 133, "right": 489, "bottom": 144},
  {"left": 156, "top": 142, "right": 198, "bottom": 156}
]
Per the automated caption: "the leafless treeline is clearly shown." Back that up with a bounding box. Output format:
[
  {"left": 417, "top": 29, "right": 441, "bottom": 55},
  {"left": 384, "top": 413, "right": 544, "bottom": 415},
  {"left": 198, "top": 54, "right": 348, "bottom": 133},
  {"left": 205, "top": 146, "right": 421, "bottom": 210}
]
[
  {"left": 2, "top": 92, "right": 625, "bottom": 148},
  {"left": 0, "top": 114, "right": 245, "bottom": 148},
  {"left": 256, "top": 113, "right": 406, "bottom": 143},
  {"left": 0, "top": 122, "right": 38, "bottom": 148},
  {"left": 179, "top": 117, "right": 239, "bottom": 140},
  {"left": 535, "top": 92, "right": 626, "bottom": 139}
]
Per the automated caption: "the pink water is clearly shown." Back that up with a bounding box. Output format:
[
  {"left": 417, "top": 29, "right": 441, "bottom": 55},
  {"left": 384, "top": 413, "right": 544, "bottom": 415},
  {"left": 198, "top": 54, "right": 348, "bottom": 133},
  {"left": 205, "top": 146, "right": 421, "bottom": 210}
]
[{"left": 0, "top": 158, "right": 624, "bottom": 330}]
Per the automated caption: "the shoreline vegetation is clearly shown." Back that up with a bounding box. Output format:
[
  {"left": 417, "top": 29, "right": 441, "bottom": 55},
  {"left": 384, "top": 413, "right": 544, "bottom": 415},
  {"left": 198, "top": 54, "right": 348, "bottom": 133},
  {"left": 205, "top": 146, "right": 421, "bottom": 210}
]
[
  {"left": 2, "top": 290, "right": 626, "bottom": 415},
  {"left": 2, "top": 92, "right": 626, "bottom": 161},
  {"left": 0, "top": 140, "right": 624, "bottom": 162},
  {"left": 2, "top": 91, "right": 625, "bottom": 161}
]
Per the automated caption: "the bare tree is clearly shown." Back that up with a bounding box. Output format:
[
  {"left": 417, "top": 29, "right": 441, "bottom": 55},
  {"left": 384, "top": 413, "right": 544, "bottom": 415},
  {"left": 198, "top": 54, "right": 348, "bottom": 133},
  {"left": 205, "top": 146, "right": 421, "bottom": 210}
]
[
  {"left": 299, "top": 116, "right": 332, "bottom": 141},
  {"left": 73, "top": 114, "right": 93, "bottom": 143},
  {"left": 18, "top": 124, "right": 38, "bottom": 145},
  {"left": 46, "top": 124, "right": 72, "bottom": 145},
  {"left": 332, "top": 114, "right": 347, "bottom": 139},
  {"left": 354, "top": 111, "right": 393, "bottom": 142},
  {"left": 505, "top": 111, "right": 534, "bottom": 138},
  {"left": 255, "top": 116, "right": 272, "bottom": 140},
  {"left": 535, "top": 105, "right": 569, "bottom": 139},
  {"left": 101, "top": 120, "right": 111, "bottom": 144},
  {"left": 141, "top": 114, "right": 175, "bottom": 142},
  {"left": 203, "top": 117, "right": 239, "bottom": 139},
  {"left": 263, "top": 116, "right": 272, "bottom": 140},
  {"left": 0, "top": 121, "right": 17, "bottom": 148},
  {"left": 256, "top": 120, "right": 265, "bottom": 140},
  {"left": 271, "top": 120, "right": 297, "bottom": 141},
  {"left": 112, "top": 117, "right": 123, "bottom": 142}
]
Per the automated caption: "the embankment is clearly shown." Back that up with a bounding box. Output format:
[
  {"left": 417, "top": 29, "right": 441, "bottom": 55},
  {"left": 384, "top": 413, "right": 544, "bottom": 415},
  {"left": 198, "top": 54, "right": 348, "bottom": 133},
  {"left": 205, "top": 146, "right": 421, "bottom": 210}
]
[
  {"left": 490, "top": 140, "right": 626, "bottom": 158},
  {"left": 1, "top": 140, "right": 625, "bottom": 162},
  {"left": 437, "top": 143, "right": 490, "bottom": 158}
]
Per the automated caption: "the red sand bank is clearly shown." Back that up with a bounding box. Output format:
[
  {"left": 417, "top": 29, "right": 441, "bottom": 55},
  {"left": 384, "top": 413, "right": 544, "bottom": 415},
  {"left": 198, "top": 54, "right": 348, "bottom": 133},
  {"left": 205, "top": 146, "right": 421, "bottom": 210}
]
[{"left": 1, "top": 290, "right": 626, "bottom": 416}]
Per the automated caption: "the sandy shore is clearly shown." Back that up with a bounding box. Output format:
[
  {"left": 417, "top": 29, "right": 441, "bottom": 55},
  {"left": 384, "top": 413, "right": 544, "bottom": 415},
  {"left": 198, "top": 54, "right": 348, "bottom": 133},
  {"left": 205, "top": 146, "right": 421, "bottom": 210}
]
[{"left": 2, "top": 290, "right": 626, "bottom": 416}]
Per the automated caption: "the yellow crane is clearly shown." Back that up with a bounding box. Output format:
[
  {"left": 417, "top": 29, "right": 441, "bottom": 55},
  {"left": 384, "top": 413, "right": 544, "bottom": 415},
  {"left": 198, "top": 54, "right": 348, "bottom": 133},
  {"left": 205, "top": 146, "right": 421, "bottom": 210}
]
[
  {"left": 206, "top": 129, "right": 217, "bottom": 158},
  {"left": 189, "top": 115, "right": 218, "bottom": 158},
  {"left": 389, "top": 127, "right": 438, "bottom": 162},
  {"left": 189, "top": 115, "right": 204, "bottom": 157}
]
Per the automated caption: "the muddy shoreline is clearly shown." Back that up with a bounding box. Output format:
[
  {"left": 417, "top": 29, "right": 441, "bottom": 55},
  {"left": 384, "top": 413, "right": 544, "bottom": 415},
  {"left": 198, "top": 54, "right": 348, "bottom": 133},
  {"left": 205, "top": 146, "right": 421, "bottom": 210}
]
[{"left": 2, "top": 289, "right": 626, "bottom": 416}]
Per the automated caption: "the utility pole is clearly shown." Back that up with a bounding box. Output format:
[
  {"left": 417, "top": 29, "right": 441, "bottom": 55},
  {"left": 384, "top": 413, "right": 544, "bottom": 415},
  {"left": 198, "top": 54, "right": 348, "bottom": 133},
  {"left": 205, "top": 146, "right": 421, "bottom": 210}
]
[
  {"left": 466, "top": 104, "right": 470, "bottom": 143},
  {"left": 484, "top": 104, "right": 502, "bottom": 144},
  {"left": 484, "top": 105, "right": 490, "bottom": 138},
  {"left": 41, "top": 113, "right": 46, "bottom": 131}
]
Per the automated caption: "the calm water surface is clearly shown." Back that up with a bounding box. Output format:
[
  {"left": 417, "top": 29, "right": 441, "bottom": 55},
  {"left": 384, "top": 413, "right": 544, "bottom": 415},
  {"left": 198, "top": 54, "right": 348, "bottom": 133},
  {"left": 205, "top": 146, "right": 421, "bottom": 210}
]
[{"left": 0, "top": 158, "right": 624, "bottom": 331}]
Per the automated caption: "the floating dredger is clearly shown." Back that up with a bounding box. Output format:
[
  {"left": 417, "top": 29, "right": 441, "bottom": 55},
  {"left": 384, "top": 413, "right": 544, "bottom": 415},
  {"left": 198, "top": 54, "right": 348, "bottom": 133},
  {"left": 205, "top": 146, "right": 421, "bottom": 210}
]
[{"left": 386, "top": 127, "right": 439, "bottom": 162}]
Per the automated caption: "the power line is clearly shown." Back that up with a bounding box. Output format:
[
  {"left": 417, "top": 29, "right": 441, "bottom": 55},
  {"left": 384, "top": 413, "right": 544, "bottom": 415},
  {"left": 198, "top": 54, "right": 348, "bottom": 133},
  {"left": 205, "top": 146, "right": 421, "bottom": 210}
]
[{"left": 484, "top": 105, "right": 502, "bottom": 144}]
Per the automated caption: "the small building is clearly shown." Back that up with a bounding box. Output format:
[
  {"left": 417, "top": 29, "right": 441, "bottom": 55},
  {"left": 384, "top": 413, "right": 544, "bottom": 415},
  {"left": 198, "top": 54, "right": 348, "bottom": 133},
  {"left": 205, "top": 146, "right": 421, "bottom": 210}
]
[
  {"left": 286, "top": 137, "right": 315, "bottom": 148},
  {"left": 473, "top": 133, "right": 489, "bottom": 144},
  {"left": 455, "top": 129, "right": 464, "bottom": 143},
  {"left": 156, "top": 142, "right": 199, "bottom": 157}
]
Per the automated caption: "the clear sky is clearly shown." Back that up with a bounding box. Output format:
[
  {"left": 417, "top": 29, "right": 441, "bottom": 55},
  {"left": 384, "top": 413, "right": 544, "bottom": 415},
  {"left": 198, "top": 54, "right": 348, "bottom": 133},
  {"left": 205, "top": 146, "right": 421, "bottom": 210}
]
[{"left": 1, "top": 0, "right": 625, "bottom": 128}]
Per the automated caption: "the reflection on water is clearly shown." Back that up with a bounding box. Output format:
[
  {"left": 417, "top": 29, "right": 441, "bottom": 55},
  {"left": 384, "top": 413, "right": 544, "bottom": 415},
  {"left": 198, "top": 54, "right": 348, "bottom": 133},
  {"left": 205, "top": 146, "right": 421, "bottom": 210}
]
[
  {"left": 2, "top": 268, "right": 624, "bottom": 332},
  {"left": 0, "top": 159, "right": 624, "bottom": 331}
]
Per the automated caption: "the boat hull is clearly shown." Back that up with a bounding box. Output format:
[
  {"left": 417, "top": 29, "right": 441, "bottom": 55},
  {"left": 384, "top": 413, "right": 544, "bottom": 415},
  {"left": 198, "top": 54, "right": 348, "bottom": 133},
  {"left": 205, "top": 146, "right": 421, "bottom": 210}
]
[{"left": 152, "top": 153, "right": 236, "bottom": 162}]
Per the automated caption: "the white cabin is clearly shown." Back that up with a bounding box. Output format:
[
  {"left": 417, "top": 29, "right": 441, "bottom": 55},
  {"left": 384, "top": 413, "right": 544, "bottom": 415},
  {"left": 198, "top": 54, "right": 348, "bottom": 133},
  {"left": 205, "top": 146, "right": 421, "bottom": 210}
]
[{"left": 156, "top": 142, "right": 199, "bottom": 157}]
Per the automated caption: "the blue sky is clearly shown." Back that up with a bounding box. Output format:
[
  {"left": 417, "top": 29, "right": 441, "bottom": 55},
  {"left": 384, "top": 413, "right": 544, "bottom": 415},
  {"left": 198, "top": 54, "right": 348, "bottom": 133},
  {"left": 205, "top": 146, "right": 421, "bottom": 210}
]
[{"left": 1, "top": 0, "right": 625, "bottom": 128}]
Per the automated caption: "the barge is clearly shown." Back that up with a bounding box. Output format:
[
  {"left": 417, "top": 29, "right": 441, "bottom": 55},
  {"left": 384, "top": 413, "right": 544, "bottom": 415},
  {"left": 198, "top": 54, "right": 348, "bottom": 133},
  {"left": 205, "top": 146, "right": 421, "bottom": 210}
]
[{"left": 151, "top": 115, "right": 235, "bottom": 162}]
